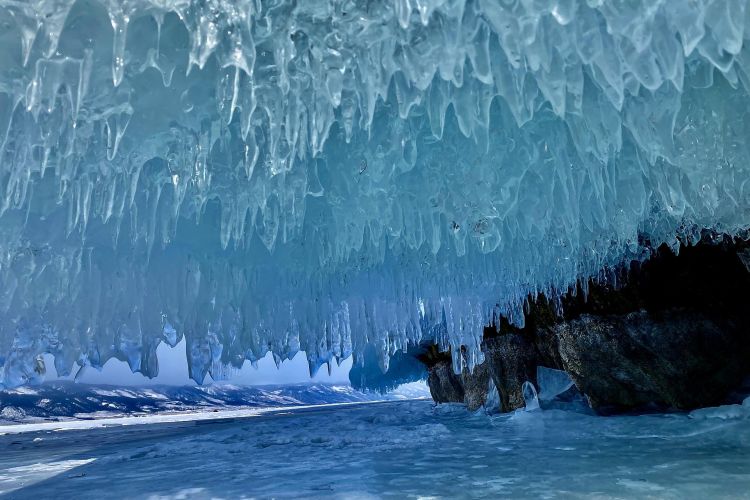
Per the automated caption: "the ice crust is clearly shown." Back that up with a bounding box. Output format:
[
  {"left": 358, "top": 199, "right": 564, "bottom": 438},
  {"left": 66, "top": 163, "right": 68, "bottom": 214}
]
[{"left": 1, "top": 0, "right": 750, "bottom": 387}]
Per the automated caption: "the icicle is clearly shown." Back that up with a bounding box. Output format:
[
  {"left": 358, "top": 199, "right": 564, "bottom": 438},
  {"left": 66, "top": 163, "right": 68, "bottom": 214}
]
[{"left": 109, "top": 9, "right": 130, "bottom": 87}]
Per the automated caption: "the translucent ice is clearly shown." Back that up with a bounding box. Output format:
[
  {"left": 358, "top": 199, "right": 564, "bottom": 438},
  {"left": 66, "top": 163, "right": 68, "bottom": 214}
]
[
  {"left": 484, "top": 377, "right": 501, "bottom": 414},
  {"left": 522, "top": 381, "right": 540, "bottom": 412},
  {"left": 537, "top": 366, "right": 574, "bottom": 402},
  {"left": 2, "top": 0, "right": 750, "bottom": 387}
]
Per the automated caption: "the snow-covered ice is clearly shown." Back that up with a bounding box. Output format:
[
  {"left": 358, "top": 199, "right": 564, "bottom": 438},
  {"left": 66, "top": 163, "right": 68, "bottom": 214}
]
[
  {"left": 0, "top": 381, "right": 429, "bottom": 426},
  {"left": 1, "top": 399, "right": 750, "bottom": 498}
]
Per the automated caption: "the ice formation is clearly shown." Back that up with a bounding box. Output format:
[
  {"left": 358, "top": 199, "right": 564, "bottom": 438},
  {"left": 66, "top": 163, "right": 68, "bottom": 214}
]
[
  {"left": 1, "top": 0, "right": 750, "bottom": 387},
  {"left": 521, "top": 380, "right": 540, "bottom": 411},
  {"left": 536, "top": 366, "right": 573, "bottom": 402}
]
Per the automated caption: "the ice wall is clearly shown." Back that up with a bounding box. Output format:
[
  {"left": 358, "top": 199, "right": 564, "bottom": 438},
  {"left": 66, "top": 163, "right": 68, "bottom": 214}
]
[{"left": 1, "top": 0, "right": 750, "bottom": 388}]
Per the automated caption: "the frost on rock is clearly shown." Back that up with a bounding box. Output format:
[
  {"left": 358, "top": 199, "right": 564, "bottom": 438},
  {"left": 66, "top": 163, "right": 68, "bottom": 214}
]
[{"left": 1, "top": 0, "right": 750, "bottom": 387}]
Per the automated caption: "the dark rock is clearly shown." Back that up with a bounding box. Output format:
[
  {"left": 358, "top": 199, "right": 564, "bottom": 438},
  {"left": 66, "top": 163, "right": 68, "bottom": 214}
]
[
  {"left": 737, "top": 248, "right": 750, "bottom": 273},
  {"left": 483, "top": 334, "right": 540, "bottom": 412},
  {"left": 555, "top": 309, "right": 749, "bottom": 413},
  {"left": 461, "top": 361, "right": 491, "bottom": 411},
  {"left": 426, "top": 360, "right": 464, "bottom": 404},
  {"left": 425, "top": 358, "right": 491, "bottom": 411},
  {"left": 423, "top": 335, "right": 541, "bottom": 413},
  {"left": 419, "top": 236, "right": 750, "bottom": 414}
]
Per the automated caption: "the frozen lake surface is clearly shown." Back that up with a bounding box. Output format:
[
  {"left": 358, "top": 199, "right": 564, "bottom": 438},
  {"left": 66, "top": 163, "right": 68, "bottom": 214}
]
[
  {"left": 1, "top": 399, "right": 749, "bottom": 499},
  {"left": 0, "top": 382, "right": 429, "bottom": 426}
]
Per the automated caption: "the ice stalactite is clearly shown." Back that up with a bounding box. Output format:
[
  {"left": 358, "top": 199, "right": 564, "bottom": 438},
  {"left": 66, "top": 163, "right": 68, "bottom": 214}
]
[{"left": 1, "top": 0, "right": 750, "bottom": 387}]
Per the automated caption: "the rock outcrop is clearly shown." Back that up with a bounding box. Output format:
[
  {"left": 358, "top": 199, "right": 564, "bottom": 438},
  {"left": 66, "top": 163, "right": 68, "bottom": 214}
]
[
  {"left": 460, "top": 362, "right": 491, "bottom": 411},
  {"left": 482, "top": 334, "right": 539, "bottom": 412},
  {"left": 426, "top": 360, "right": 465, "bottom": 405},
  {"left": 555, "top": 310, "right": 747, "bottom": 413},
  {"left": 424, "top": 356, "right": 492, "bottom": 411},
  {"left": 423, "top": 237, "right": 750, "bottom": 414}
]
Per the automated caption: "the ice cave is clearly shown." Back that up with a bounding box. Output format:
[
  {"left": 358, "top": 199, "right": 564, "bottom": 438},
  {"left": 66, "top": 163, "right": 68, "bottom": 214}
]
[{"left": 1, "top": 0, "right": 750, "bottom": 498}]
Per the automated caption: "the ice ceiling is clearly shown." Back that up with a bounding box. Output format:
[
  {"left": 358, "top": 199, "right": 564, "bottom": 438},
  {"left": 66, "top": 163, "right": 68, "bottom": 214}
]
[{"left": 1, "top": 0, "right": 749, "bottom": 388}]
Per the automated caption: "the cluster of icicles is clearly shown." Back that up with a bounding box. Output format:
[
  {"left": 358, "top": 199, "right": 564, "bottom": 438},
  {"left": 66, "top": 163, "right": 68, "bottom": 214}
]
[{"left": 1, "top": 0, "right": 750, "bottom": 387}]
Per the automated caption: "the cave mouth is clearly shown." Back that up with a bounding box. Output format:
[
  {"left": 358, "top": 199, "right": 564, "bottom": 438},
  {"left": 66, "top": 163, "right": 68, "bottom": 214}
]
[{"left": 420, "top": 234, "right": 750, "bottom": 415}]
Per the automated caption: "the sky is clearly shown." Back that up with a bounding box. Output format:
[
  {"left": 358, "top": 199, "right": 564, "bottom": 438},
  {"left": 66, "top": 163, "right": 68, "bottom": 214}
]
[{"left": 44, "top": 338, "right": 352, "bottom": 386}]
